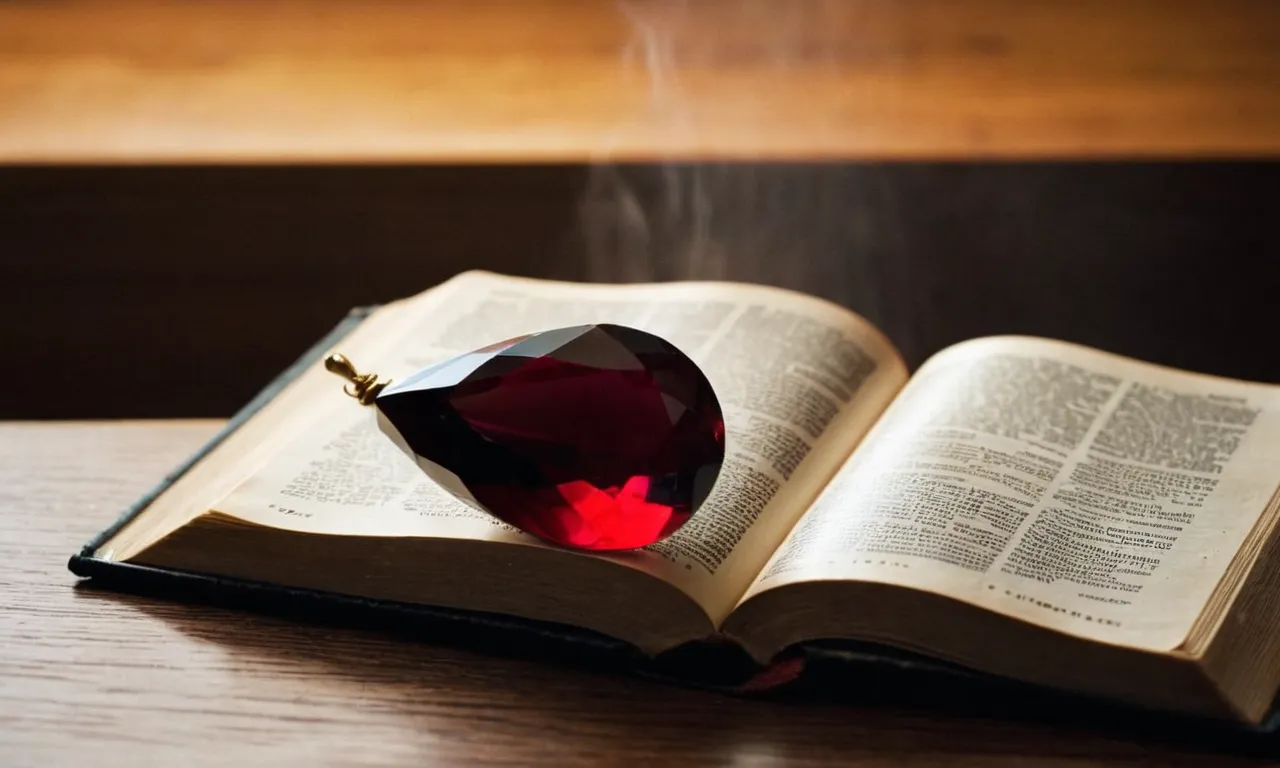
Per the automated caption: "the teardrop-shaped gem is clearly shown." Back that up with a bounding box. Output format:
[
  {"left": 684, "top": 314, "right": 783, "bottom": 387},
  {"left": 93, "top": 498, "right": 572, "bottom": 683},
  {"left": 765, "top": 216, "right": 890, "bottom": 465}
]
[{"left": 373, "top": 324, "right": 726, "bottom": 551}]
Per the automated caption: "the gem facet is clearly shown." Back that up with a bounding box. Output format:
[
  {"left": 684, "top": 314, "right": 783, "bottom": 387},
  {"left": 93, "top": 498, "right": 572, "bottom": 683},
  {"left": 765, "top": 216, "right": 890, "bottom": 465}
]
[{"left": 374, "top": 324, "right": 725, "bottom": 551}]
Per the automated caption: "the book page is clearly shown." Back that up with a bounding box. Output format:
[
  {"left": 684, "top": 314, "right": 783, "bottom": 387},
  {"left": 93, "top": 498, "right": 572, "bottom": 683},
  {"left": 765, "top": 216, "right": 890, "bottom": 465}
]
[
  {"left": 211, "top": 271, "right": 908, "bottom": 624},
  {"left": 745, "top": 336, "right": 1280, "bottom": 651}
]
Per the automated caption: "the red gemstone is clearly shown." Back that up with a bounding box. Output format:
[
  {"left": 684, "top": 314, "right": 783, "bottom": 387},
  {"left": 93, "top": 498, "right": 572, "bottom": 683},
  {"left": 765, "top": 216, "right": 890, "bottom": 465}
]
[{"left": 373, "top": 324, "right": 725, "bottom": 551}]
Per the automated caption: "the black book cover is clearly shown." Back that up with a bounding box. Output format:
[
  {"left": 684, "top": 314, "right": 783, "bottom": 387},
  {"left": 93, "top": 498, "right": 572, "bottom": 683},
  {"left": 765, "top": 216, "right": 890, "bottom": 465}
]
[{"left": 66, "top": 306, "right": 1280, "bottom": 753}]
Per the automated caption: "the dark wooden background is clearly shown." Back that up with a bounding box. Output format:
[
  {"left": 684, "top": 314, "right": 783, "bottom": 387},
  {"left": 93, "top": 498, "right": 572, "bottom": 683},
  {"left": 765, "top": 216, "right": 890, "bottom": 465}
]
[{"left": 1, "top": 162, "right": 1276, "bottom": 419}]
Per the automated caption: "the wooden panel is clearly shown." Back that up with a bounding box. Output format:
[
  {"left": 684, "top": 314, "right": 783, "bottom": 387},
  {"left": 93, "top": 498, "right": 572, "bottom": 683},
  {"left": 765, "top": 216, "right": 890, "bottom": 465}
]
[
  {"left": 2, "top": 163, "right": 1276, "bottom": 419},
  {"left": 1, "top": 1, "right": 1278, "bottom": 162},
  {"left": 2, "top": 419, "right": 1275, "bottom": 764},
  {"left": 0, "top": 165, "right": 584, "bottom": 417}
]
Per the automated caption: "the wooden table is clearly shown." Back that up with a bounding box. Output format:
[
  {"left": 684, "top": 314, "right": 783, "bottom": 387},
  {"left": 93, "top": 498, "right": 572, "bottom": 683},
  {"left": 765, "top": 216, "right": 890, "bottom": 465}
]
[
  {"left": 1, "top": 420, "right": 1275, "bottom": 766},
  {"left": 2, "top": 0, "right": 1279, "bottom": 162}
]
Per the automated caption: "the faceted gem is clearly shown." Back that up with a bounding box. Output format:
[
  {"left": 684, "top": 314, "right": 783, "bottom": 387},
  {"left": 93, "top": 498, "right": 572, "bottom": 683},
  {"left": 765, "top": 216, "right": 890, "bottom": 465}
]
[{"left": 374, "top": 324, "right": 725, "bottom": 551}]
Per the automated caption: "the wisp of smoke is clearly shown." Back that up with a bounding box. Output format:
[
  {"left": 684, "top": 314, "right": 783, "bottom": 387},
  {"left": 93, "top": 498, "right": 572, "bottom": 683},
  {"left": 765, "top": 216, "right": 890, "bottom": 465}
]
[{"left": 574, "top": 0, "right": 893, "bottom": 312}]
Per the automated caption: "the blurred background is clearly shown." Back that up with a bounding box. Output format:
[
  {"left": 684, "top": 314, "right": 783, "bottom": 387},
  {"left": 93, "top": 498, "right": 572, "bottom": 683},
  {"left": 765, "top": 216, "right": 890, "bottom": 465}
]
[{"left": 1, "top": 0, "right": 1277, "bottom": 418}]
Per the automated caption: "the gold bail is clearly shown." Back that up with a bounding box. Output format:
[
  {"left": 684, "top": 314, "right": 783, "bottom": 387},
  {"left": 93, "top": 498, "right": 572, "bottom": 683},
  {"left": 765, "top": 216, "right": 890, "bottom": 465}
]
[{"left": 324, "top": 353, "right": 388, "bottom": 405}]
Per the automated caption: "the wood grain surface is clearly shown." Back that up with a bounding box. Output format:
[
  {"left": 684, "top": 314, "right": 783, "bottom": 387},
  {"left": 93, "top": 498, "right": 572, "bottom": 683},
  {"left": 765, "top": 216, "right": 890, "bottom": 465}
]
[
  {"left": 2, "top": 0, "right": 1278, "bottom": 163},
  {"left": 2, "top": 420, "right": 1278, "bottom": 765}
]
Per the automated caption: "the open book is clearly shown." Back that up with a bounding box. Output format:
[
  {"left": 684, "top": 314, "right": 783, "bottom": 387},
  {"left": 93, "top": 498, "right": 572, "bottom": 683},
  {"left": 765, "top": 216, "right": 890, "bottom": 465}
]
[{"left": 82, "top": 272, "right": 1280, "bottom": 724}]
